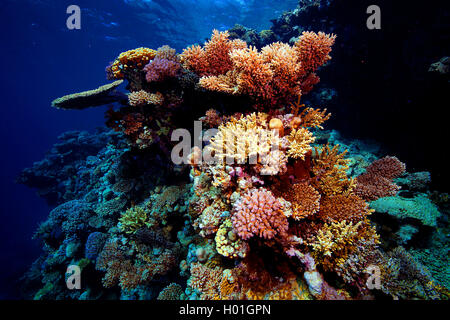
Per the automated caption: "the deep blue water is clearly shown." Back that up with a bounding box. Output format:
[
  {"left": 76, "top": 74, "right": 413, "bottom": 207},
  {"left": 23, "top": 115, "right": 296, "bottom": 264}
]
[{"left": 0, "top": 0, "right": 297, "bottom": 299}]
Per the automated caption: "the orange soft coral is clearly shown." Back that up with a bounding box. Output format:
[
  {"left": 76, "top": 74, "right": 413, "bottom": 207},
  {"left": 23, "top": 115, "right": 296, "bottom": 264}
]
[
  {"left": 181, "top": 30, "right": 246, "bottom": 76},
  {"left": 294, "top": 31, "right": 336, "bottom": 74},
  {"left": 182, "top": 30, "right": 336, "bottom": 107}
]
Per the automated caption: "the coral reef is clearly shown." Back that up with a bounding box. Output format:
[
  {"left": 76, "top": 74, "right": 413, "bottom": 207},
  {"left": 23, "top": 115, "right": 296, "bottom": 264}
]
[{"left": 18, "top": 22, "right": 450, "bottom": 302}]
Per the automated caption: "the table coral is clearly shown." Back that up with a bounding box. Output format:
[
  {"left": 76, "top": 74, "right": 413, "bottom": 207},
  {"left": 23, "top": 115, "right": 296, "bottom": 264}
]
[
  {"left": 51, "top": 80, "right": 126, "bottom": 110},
  {"left": 370, "top": 193, "right": 441, "bottom": 227}
]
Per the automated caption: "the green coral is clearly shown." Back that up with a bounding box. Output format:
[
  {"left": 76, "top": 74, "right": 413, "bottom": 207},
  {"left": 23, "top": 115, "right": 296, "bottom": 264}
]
[
  {"left": 119, "top": 206, "right": 155, "bottom": 234},
  {"left": 34, "top": 282, "right": 54, "bottom": 300},
  {"left": 370, "top": 193, "right": 441, "bottom": 227}
]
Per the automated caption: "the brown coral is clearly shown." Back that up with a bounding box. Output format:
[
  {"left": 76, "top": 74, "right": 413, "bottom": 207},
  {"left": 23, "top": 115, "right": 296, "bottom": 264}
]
[
  {"left": 285, "top": 183, "right": 321, "bottom": 220},
  {"left": 355, "top": 156, "right": 406, "bottom": 201},
  {"left": 128, "top": 90, "right": 152, "bottom": 107},
  {"left": 311, "top": 144, "right": 355, "bottom": 196},
  {"left": 316, "top": 194, "right": 374, "bottom": 223}
]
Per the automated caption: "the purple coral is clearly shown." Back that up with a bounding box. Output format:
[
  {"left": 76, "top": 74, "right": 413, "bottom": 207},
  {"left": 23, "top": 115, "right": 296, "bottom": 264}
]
[
  {"left": 85, "top": 232, "right": 107, "bottom": 260},
  {"left": 144, "top": 57, "right": 181, "bottom": 82}
]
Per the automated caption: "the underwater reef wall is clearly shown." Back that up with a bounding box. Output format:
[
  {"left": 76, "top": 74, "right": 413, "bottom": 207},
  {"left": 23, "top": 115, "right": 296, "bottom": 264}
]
[
  {"left": 18, "top": 4, "right": 449, "bottom": 300},
  {"left": 227, "top": 0, "right": 450, "bottom": 192}
]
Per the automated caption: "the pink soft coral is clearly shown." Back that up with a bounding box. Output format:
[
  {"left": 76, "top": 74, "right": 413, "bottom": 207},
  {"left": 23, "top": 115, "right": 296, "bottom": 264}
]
[
  {"left": 144, "top": 57, "right": 181, "bottom": 82},
  {"left": 231, "top": 188, "right": 288, "bottom": 240},
  {"left": 144, "top": 45, "right": 181, "bottom": 82}
]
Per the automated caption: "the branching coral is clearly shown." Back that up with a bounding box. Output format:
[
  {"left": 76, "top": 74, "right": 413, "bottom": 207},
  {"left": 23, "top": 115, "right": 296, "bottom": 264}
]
[
  {"left": 286, "top": 127, "right": 315, "bottom": 159},
  {"left": 311, "top": 144, "right": 355, "bottom": 196},
  {"left": 231, "top": 188, "right": 288, "bottom": 240},
  {"left": 189, "top": 262, "right": 223, "bottom": 300},
  {"left": 311, "top": 220, "right": 361, "bottom": 257},
  {"left": 309, "top": 219, "right": 379, "bottom": 274},
  {"left": 207, "top": 113, "right": 281, "bottom": 167},
  {"left": 285, "top": 183, "right": 321, "bottom": 220},
  {"left": 294, "top": 31, "right": 336, "bottom": 74},
  {"left": 119, "top": 206, "right": 155, "bottom": 234},
  {"left": 317, "top": 194, "right": 374, "bottom": 223},
  {"left": 355, "top": 156, "right": 406, "bottom": 201},
  {"left": 96, "top": 238, "right": 179, "bottom": 292},
  {"left": 377, "top": 247, "right": 446, "bottom": 299},
  {"left": 201, "top": 109, "right": 223, "bottom": 128},
  {"left": 157, "top": 283, "right": 184, "bottom": 300},
  {"left": 127, "top": 90, "right": 164, "bottom": 107},
  {"left": 182, "top": 30, "right": 336, "bottom": 106},
  {"left": 181, "top": 29, "right": 247, "bottom": 76},
  {"left": 144, "top": 45, "right": 181, "bottom": 82}
]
